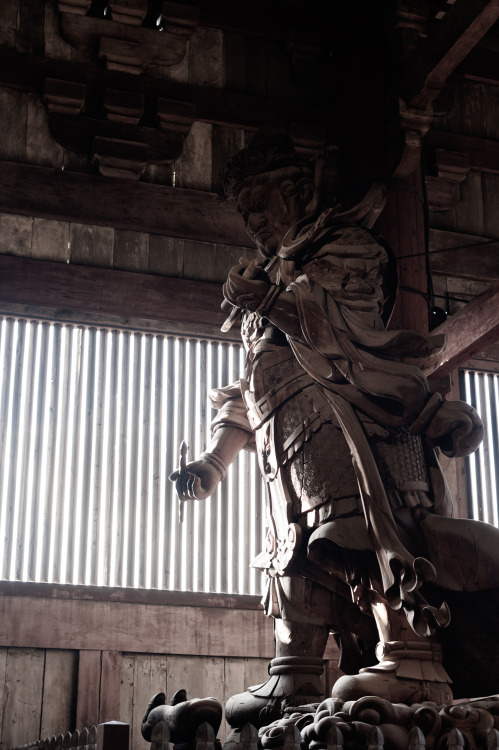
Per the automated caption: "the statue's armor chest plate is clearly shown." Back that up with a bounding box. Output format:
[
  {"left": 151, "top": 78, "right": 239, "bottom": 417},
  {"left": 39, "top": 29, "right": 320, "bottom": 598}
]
[
  {"left": 240, "top": 313, "right": 430, "bottom": 529},
  {"left": 241, "top": 314, "right": 360, "bottom": 520}
]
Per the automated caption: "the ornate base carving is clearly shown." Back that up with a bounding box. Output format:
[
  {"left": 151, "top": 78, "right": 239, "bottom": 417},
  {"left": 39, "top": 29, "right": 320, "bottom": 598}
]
[{"left": 242, "top": 695, "right": 499, "bottom": 750}]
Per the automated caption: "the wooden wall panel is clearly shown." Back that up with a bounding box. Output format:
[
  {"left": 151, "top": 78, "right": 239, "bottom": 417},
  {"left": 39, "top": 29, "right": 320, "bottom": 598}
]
[
  {"left": 0, "top": 89, "right": 28, "bottom": 162},
  {"left": 1, "top": 649, "right": 45, "bottom": 750},
  {"left": 76, "top": 650, "right": 102, "bottom": 730},
  {"left": 100, "top": 651, "right": 122, "bottom": 724},
  {"left": 124, "top": 653, "right": 168, "bottom": 750},
  {"left": 40, "top": 650, "right": 78, "bottom": 739},
  {"left": 0, "top": 649, "right": 8, "bottom": 744}
]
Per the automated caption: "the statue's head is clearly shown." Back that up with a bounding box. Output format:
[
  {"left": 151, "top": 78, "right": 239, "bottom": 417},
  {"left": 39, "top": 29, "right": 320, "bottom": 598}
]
[{"left": 221, "top": 126, "right": 317, "bottom": 257}]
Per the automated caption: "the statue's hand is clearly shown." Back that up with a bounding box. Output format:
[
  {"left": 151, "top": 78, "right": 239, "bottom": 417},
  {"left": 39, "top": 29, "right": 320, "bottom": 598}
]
[
  {"left": 169, "top": 459, "right": 222, "bottom": 501},
  {"left": 425, "top": 400, "right": 484, "bottom": 457},
  {"left": 223, "top": 261, "right": 271, "bottom": 312}
]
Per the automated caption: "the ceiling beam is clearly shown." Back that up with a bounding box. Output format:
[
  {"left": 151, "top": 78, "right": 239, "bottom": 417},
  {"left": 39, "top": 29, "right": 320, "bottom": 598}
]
[
  {"left": 425, "top": 130, "right": 499, "bottom": 174},
  {"left": 0, "top": 254, "right": 226, "bottom": 330},
  {"left": 423, "top": 280, "right": 499, "bottom": 377},
  {"left": 401, "top": 0, "right": 499, "bottom": 108},
  {"left": 0, "top": 160, "right": 251, "bottom": 246},
  {"left": 429, "top": 228, "right": 499, "bottom": 282}
]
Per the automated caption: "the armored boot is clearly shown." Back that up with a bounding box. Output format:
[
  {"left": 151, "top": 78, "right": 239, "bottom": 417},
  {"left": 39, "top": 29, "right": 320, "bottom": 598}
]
[
  {"left": 332, "top": 594, "right": 453, "bottom": 705},
  {"left": 225, "top": 575, "right": 331, "bottom": 729},
  {"left": 225, "top": 653, "right": 326, "bottom": 729}
]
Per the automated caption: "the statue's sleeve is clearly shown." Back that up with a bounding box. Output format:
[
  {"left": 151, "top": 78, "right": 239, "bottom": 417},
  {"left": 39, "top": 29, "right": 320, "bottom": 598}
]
[{"left": 209, "top": 381, "right": 256, "bottom": 452}]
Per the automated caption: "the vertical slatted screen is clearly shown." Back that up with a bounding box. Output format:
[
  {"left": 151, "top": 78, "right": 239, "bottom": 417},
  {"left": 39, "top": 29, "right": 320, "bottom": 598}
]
[
  {"left": 0, "top": 317, "right": 266, "bottom": 594},
  {"left": 461, "top": 369, "right": 499, "bottom": 527}
]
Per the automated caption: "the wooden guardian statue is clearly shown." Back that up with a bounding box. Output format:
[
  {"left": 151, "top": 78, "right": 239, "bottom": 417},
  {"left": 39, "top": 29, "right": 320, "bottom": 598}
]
[{"left": 171, "top": 126, "right": 499, "bottom": 725}]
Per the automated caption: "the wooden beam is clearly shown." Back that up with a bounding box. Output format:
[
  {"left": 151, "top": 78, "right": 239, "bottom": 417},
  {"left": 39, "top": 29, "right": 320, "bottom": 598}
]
[
  {"left": 0, "top": 595, "right": 274, "bottom": 657},
  {"left": 0, "top": 161, "right": 250, "bottom": 245},
  {"left": 0, "top": 580, "right": 262, "bottom": 611},
  {"left": 426, "top": 130, "right": 499, "bottom": 175},
  {"left": 401, "top": 0, "right": 499, "bottom": 108},
  {"left": 429, "top": 228, "right": 499, "bottom": 281},
  {"left": 423, "top": 280, "right": 499, "bottom": 376},
  {"left": 0, "top": 254, "right": 227, "bottom": 328}
]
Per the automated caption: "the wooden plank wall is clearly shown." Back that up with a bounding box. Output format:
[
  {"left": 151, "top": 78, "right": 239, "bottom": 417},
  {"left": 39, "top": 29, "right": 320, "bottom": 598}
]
[{"left": 0, "top": 586, "right": 342, "bottom": 750}]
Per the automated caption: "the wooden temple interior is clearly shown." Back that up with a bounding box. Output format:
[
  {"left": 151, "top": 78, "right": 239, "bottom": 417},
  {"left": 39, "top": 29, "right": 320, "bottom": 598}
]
[{"left": 0, "top": 0, "right": 499, "bottom": 747}]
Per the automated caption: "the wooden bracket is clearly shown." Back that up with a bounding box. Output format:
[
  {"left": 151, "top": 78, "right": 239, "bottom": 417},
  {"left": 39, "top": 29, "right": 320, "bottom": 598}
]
[
  {"left": 57, "top": 1, "right": 199, "bottom": 73},
  {"left": 42, "top": 77, "right": 196, "bottom": 177},
  {"left": 425, "top": 148, "right": 471, "bottom": 211}
]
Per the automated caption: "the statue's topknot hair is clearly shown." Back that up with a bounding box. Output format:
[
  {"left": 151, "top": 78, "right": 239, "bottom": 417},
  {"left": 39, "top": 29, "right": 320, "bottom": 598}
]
[{"left": 220, "top": 125, "right": 312, "bottom": 198}]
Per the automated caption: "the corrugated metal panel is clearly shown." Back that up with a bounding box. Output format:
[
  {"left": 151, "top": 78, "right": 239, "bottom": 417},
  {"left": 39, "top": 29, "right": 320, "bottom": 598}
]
[
  {"left": 461, "top": 369, "right": 499, "bottom": 527},
  {"left": 0, "top": 317, "right": 266, "bottom": 595}
]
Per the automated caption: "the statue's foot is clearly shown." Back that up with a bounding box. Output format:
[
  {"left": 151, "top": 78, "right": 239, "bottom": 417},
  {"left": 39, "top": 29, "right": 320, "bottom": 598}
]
[
  {"left": 225, "top": 682, "right": 283, "bottom": 730},
  {"left": 225, "top": 657, "right": 325, "bottom": 729},
  {"left": 332, "top": 669, "right": 453, "bottom": 705}
]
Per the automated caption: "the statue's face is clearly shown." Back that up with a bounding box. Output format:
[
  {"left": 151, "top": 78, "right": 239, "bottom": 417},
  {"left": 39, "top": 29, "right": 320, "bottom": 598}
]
[{"left": 237, "top": 175, "right": 312, "bottom": 257}]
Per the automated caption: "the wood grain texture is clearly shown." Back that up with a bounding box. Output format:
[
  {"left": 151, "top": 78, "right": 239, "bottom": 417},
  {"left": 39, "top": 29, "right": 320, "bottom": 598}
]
[
  {"left": 0, "top": 581, "right": 262, "bottom": 609},
  {"left": 113, "top": 229, "right": 149, "bottom": 273},
  {"left": 379, "top": 177, "right": 428, "bottom": 335},
  {"left": 0, "top": 596, "right": 274, "bottom": 658},
  {"left": 0, "top": 161, "right": 250, "bottom": 246},
  {"left": 126, "top": 653, "right": 168, "bottom": 750},
  {"left": 99, "top": 651, "right": 122, "bottom": 724},
  {"left": 1, "top": 649, "right": 45, "bottom": 749},
  {"left": 76, "top": 650, "right": 101, "bottom": 730},
  {"left": 0, "top": 254, "right": 226, "bottom": 329},
  {"left": 0, "top": 649, "right": 8, "bottom": 743},
  {"left": 31, "top": 217, "right": 70, "bottom": 263},
  {"left": 0, "top": 90, "right": 27, "bottom": 162},
  {"left": 40, "top": 650, "right": 78, "bottom": 738},
  {"left": 0, "top": 212, "right": 33, "bottom": 257},
  {"left": 429, "top": 228, "right": 499, "bottom": 281},
  {"left": 424, "top": 280, "right": 499, "bottom": 376}
]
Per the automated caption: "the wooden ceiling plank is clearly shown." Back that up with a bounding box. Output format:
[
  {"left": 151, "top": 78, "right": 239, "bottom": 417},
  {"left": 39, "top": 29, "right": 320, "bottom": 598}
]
[
  {"left": 423, "top": 280, "right": 499, "bottom": 376},
  {"left": 401, "top": 0, "right": 499, "bottom": 108}
]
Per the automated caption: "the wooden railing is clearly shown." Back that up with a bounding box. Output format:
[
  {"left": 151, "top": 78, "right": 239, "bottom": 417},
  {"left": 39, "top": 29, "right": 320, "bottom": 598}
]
[{"left": 9, "top": 721, "right": 129, "bottom": 750}]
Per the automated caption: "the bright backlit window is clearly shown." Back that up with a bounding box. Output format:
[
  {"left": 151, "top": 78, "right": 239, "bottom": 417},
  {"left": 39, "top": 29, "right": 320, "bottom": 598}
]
[
  {"left": 461, "top": 369, "right": 499, "bottom": 526},
  {"left": 0, "top": 316, "right": 265, "bottom": 594}
]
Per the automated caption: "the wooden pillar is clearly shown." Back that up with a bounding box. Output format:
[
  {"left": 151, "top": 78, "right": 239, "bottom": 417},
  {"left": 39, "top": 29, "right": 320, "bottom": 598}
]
[{"left": 377, "top": 108, "right": 432, "bottom": 336}]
